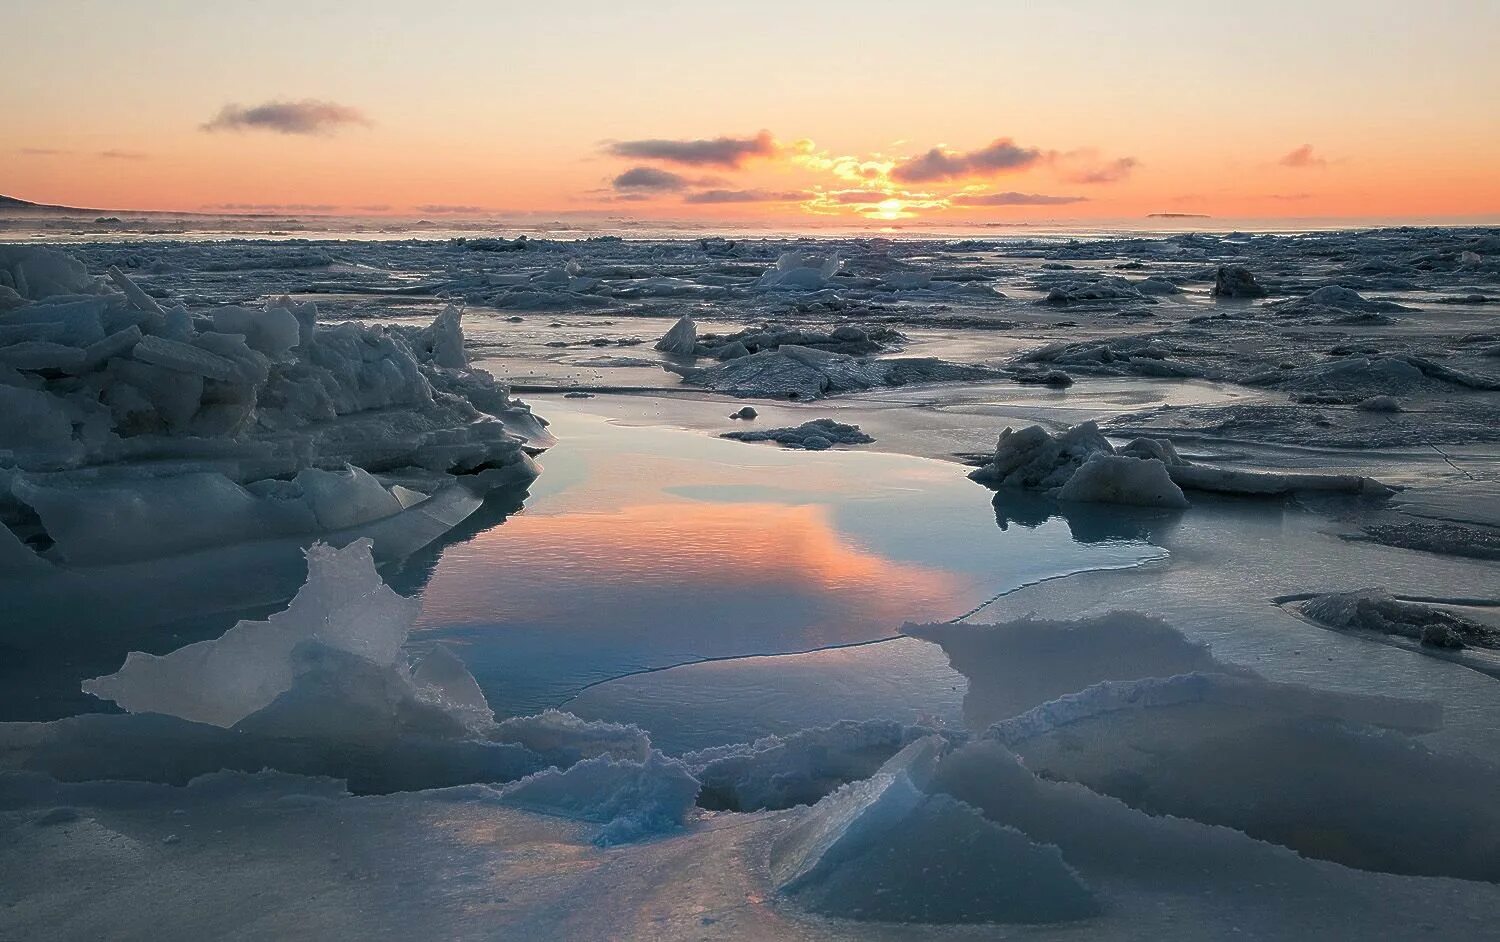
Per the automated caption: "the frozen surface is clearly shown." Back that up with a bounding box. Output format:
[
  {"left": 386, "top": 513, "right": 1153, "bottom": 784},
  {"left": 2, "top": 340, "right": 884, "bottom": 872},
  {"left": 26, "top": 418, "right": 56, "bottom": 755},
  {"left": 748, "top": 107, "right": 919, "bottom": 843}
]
[
  {"left": 81, "top": 540, "right": 420, "bottom": 727},
  {"left": 411, "top": 404, "right": 1159, "bottom": 716},
  {"left": 769, "top": 737, "right": 1098, "bottom": 924},
  {"left": 4, "top": 225, "right": 1500, "bottom": 939}
]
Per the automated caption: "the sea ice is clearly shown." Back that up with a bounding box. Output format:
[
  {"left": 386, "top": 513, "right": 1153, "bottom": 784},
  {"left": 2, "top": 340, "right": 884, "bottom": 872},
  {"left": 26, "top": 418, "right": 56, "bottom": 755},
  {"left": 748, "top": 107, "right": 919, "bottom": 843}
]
[
  {"left": 685, "top": 719, "right": 946, "bottom": 811},
  {"left": 770, "top": 737, "right": 1098, "bottom": 924},
  {"left": 652, "top": 314, "right": 697, "bottom": 355},
  {"left": 668, "top": 343, "right": 998, "bottom": 400},
  {"left": 720, "top": 417, "right": 873, "bottom": 450},
  {"left": 905, "top": 613, "right": 1235, "bottom": 728},
  {"left": 1300, "top": 589, "right": 1496, "bottom": 649},
  {"left": 495, "top": 751, "right": 700, "bottom": 845},
  {"left": 970, "top": 420, "right": 1392, "bottom": 503},
  {"left": 754, "top": 250, "right": 842, "bottom": 291},
  {"left": 0, "top": 246, "right": 546, "bottom": 571},
  {"left": 81, "top": 539, "right": 432, "bottom": 728}
]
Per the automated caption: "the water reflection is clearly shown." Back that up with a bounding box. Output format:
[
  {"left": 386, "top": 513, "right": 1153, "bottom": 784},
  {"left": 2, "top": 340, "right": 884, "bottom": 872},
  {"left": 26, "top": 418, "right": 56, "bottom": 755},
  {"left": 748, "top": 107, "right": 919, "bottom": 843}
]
[
  {"left": 0, "top": 484, "right": 533, "bottom": 723},
  {"left": 412, "top": 406, "right": 1161, "bottom": 716},
  {"left": 992, "top": 488, "right": 1185, "bottom": 546}
]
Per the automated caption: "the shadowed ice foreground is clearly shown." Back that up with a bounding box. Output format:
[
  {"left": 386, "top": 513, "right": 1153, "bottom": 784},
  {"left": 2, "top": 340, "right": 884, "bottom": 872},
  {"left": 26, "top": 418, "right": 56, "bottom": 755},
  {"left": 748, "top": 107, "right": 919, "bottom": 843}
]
[{"left": 5, "top": 528, "right": 1500, "bottom": 937}]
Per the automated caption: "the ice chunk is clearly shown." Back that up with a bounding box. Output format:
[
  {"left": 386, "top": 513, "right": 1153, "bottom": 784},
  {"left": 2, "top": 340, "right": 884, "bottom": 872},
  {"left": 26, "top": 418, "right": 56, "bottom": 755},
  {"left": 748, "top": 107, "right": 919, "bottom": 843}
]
[
  {"left": 0, "top": 386, "right": 79, "bottom": 461},
  {"left": 983, "top": 673, "right": 1500, "bottom": 881},
  {"left": 1056, "top": 453, "right": 1190, "bottom": 509},
  {"left": 16, "top": 472, "right": 308, "bottom": 564},
  {"left": 82, "top": 540, "right": 419, "bottom": 727},
  {"left": 771, "top": 737, "right": 1096, "bottom": 924},
  {"left": 1167, "top": 463, "right": 1393, "bottom": 498},
  {"left": 971, "top": 420, "right": 1391, "bottom": 501},
  {"left": 0, "top": 245, "right": 102, "bottom": 300},
  {"left": 1043, "top": 275, "right": 1150, "bottom": 305},
  {"left": 685, "top": 720, "right": 940, "bottom": 811},
  {"left": 496, "top": 751, "right": 700, "bottom": 845},
  {"left": 409, "top": 305, "right": 468, "bottom": 369},
  {"left": 1356, "top": 394, "right": 1402, "bottom": 412},
  {"left": 905, "top": 613, "right": 1234, "bottom": 728},
  {"left": 131, "top": 335, "right": 239, "bottom": 382},
  {"left": 754, "top": 251, "right": 841, "bottom": 291},
  {"left": 969, "top": 421, "right": 1113, "bottom": 490},
  {"left": 1211, "top": 264, "right": 1267, "bottom": 298},
  {"left": 0, "top": 341, "right": 87, "bottom": 373},
  {"left": 720, "top": 417, "right": 873, "bottom": 450},
  {"left": 653, "top": 314, "right": 697, "bottom": 355},
  {"left": 211, "top": 304, "right": 301, "bottom": 359},
  {"left": 491, "top": 710, "right": 651, "bottom": 765},
  {"left": 105, "top": 266, "right": 167, "bottom": 317},
  {"left": 410, "top": 645, "right": 495, "bottom": 731},
  {"left": 670, "top": 344, "right": 997, "bottom": 400},
  {"left": 291, "top": 466, "right": 403, "bottom": 531},
  {"left": 1300, "top": 590, "right": 1497, "bottom": 649},
  {"left": 13, "top": 466, "right": 410, "bottom": 566}
]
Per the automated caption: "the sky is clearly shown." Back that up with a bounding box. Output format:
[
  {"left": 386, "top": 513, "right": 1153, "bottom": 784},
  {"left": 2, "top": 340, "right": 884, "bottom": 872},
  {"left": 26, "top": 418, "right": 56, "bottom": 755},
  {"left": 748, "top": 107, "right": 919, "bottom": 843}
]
[{"left": 4, "top": 0, "right": 1498, "bottom": 224}]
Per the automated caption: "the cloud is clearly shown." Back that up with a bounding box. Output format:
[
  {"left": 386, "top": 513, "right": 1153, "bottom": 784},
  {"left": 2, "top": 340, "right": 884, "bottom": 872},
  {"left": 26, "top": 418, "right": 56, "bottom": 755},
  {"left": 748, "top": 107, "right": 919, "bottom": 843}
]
[
  {"left": 890, "top": 138, "right": 1043, "bottom": 183},
  {"left": 612, "top": 166, "right": 689, "bottom": 191},
  {"left": 1061, "top": 156, "right": 1136, "bottom": 184},
  {"left": 202, "top": 202, "right": 341, "bottom": 212},
  {"left": 951, "top": 191, "right": 1088, "bottom": 206},
  {"left": 1279, "top": 144, "right": 1326, "bottom": 168},
  {"left": 1265, "top": 192, "right": 1312, "bottom": 201},
  {"left": 816, "top": 189, "right": 898, "bottom": 204},
  {"left": 683, "top": 189, "right": 806, "bottom": 204},
  {"left": 606, "top": 130, "right": 776, "bottom": 168},
  {"left": 17, "top": 147, "right": 148, "bottom": 159},
  {"left": 414, "top": 204, "right": 487, "bottom": 214},
  {"left": 354, "top": 204, "right": 392, "bottom": 212},
  {"left": 201, "top": 99, "right": 370, "bottom": 135}
]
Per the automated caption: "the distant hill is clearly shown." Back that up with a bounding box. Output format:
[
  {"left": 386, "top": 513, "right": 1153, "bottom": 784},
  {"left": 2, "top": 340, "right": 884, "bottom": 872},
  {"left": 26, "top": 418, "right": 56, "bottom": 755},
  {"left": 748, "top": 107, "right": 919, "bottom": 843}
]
[{"left": 0, "top": 193, "right": 101, "bottom": 214}]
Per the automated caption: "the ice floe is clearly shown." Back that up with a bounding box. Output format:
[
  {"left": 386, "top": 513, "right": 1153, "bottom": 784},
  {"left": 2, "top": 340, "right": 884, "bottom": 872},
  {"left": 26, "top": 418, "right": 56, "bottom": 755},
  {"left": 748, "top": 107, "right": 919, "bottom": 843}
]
[{"left": 720, "top": 417, "right": 873, "bottom": 450}]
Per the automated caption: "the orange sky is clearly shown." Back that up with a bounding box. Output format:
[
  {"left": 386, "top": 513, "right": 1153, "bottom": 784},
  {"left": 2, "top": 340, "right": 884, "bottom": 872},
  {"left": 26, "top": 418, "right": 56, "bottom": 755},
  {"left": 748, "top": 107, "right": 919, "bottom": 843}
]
[{"left": 4, "top": 1, "right": 1498, "bottom": 224}]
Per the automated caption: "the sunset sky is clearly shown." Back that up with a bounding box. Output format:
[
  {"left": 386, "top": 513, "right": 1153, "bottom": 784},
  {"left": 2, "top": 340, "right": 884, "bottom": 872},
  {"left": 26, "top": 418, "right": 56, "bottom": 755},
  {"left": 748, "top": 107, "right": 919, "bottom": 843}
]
[{"left": 5, "top": 0, "right": 1498, "bottom": 223}]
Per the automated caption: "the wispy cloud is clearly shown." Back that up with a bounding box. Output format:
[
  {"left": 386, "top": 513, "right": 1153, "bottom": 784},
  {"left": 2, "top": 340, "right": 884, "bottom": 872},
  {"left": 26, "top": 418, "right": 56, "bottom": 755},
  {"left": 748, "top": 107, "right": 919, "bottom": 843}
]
[
  {"left": 951, "top": 191, "right": 1087, "bottom": 206},
  {"left": 683, "top": 189, "right": 806, "bottom": 204},
  {"left": 18, "top": 147, "right": 147, "bottom": 159},
  {"left": 1278, "top": 144, "right": 1327, "bottom": 168},
  {"left": 612, "top": 166, "right": 690, "bottom": 191},
  {"left": 1060, "top": 156, "right": 1136, "bottom": 184},
  {"left": 201, "top": 99, "right": 370, "bottom": 135},
  {"left": 814, "top": 189, "right": 898, "bottom": 205},
  {"left": 202, "top": 202, "right": 341, "bottom": 212},
  {"left": 605, "top": 130, "right": 776, "bottom": 168},
  {"left": 414, "top": 204, "right": 487, "bottom": 214},
  {"left": 890, "top": 138, "right": 1044, "bottom": 183}
]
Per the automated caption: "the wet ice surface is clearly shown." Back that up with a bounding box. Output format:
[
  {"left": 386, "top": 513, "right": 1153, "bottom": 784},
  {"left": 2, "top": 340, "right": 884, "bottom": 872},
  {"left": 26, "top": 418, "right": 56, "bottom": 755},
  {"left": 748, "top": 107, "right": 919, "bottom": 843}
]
[
  {"left": 4, "top": 225, "right": 1500, "bottom": 939},
  {"left": 411, "top": 400, "right": 1157, "bottom": 722}
]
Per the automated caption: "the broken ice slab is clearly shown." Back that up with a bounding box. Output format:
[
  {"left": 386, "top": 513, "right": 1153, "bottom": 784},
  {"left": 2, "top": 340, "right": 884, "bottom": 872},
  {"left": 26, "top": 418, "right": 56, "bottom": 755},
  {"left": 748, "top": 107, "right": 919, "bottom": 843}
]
[{"left": 771, "top": 737, "right": 1098, "bottom": 924}]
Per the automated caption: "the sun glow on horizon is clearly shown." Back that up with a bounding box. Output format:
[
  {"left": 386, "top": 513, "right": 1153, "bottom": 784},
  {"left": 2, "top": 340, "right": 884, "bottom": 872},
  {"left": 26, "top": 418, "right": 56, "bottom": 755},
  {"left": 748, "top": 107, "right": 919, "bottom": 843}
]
[{"left": 3, "top": 1, "right": 1497, "bottom": 223}]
